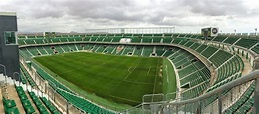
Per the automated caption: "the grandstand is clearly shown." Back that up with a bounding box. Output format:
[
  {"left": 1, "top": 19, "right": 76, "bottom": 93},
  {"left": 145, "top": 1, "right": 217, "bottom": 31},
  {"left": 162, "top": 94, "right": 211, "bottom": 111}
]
[
  {"left": 15, "top": 28, "right": 259, "bottom": 113},
  {"left": 0, "top": 14, "right": 259, "bottom": 114}
]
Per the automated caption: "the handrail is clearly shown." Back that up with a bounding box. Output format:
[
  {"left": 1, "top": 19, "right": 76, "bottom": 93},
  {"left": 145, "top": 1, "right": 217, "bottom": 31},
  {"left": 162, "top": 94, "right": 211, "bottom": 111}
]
[
  {"left": 167, "top": 70, "right": 259, "bottom": 105},
  {"left": 0, "top": 64, "right": 7, "bottom": 83},
  {"left": 119, "top": 70, "right": 259, "bottom": 113}
]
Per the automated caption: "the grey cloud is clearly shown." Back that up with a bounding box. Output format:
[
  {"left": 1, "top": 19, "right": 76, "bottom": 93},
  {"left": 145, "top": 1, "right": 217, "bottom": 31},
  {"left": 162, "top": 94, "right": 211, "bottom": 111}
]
[
  {"left": 56, "top": 0, "right": 182, "bottom": 23},
  {"left": 1, "top": 0, "right": 66, "bottom": 19},
  {"left": 30, "top": 7, "right": 65, "bottom": 19},
  {"left": 2, "top": 0, "right": 258, "bottom": 33},
  {"left": 2, "top": 0, "right": 189, "bottom": 24},
  {"left": 179, "top": 0, "right": 247, "bottom": 16}
]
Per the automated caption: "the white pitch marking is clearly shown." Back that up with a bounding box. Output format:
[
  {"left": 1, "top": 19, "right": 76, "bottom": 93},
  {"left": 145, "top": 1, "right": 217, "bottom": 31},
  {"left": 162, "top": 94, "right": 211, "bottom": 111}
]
[{"left": 147, "top": 66, "right": 151, "bottom": 76}]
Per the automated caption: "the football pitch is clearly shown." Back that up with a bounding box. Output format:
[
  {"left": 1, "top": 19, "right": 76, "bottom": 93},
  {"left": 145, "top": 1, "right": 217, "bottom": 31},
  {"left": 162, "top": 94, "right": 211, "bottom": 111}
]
[{"left": 34, "top": 52, "right": 175, "bottom": 106}]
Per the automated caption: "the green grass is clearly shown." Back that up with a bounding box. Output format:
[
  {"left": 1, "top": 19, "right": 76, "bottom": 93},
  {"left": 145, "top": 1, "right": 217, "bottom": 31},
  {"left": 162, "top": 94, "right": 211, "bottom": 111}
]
[
  {"left": 33, "top": 58, "right": 131, "bottom": 111},
  {"left": 34, "top": 52, "right": 164, "bottom": 106},
  {"left": 163, "top": 58, "right": 177, "bottom": 100}
]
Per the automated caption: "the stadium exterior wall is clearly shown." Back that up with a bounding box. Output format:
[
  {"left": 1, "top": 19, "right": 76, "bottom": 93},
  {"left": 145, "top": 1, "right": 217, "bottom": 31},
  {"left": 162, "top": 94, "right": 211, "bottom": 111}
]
[{"left": 0, "top": 12, "right": 20, "bottom": 80}]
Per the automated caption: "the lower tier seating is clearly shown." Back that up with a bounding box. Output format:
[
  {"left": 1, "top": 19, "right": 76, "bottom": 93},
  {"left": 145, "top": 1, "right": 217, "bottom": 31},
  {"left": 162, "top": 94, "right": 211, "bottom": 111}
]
[{"left": 57, "top": 89, "right": 114, "bottom": 114}]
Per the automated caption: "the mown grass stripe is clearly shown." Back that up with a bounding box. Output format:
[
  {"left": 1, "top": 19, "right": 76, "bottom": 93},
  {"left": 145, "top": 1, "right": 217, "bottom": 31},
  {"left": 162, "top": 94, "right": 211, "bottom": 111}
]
[{"left": 34, "top": 52, "right": 164, "bottom": 106}]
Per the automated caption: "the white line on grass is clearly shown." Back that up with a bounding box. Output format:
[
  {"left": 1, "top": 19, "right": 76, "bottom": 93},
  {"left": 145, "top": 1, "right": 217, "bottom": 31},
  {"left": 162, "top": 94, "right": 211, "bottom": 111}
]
[
  {"left": 123, "top": 80, "right": 154, "bottom": 85},
  {"left": 106, "top": 93, "right": 140, "bottom": 103},
  {"left": 128, "top": 67, "right": 135, "bottom": 73},
  {"left": 128, "top": 67, "right": 131, "bottom": 72},
  {"left": 166, "top": 65, "right": 169, "bottom": 83},
  {"left": 124, "top": 60, "right": 142, "bottom": 80},
  {"left": 147, "top": 66, "right": 151, "bottom": 76},
  {"left": 124, "top": 66, "right": 137, "bottom": 80},
  {"left": 101, "top": 61, "right": 106, "bottom": 65},
  {"left": 151, "top": 59, "right": 160, "bottom": 102}
]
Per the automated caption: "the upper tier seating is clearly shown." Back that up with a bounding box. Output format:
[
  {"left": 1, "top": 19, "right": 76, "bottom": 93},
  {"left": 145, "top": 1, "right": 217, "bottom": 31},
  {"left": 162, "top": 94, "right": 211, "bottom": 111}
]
[
  {"left": 223, "top": 37, "right": 239, "bottom": 44},
  {"left": 235, "top": 38, "right": 258, "bottom": 49},
  {"left": 17, "top": 34, "right": 259, "bottom": 55},
  {"left": 251, "top": 44, "right": 259, "bottom": 54},
  {"left": 212, "top": 35, "right": 227, "bottom": 42}
]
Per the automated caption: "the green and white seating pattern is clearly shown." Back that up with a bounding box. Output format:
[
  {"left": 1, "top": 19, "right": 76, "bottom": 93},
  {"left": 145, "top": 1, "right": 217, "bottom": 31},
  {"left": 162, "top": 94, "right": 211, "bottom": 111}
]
[
  {"left": 18, "top": 33, "right": 257, "bottom": 113},
  {"left": 57, "top": 89, "right": 114, "bottom": 114}
]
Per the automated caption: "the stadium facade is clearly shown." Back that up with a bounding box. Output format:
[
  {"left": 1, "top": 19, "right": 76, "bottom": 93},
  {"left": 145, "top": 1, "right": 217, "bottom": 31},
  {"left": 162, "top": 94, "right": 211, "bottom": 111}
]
[{"left": 0, "top": 12, "right": 20, "bottom": 79}]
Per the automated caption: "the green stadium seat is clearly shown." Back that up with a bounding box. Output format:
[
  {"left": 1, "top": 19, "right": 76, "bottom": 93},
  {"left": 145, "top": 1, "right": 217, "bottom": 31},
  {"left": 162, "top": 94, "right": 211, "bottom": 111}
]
[
  {"left": 223, "top": 37, "right": 239, "bottom": 44},
  {"left": 235, "top": 38, "right": 257, "bottom": 49},
  {"left": 142, "top": 37, "right": 152, "bottom": 43},
  {"left": 57, "top": 88, "right": 114, "bottom": 114},
  {"left": 212, "top": 35, "right": 227, "bottom": 42}
]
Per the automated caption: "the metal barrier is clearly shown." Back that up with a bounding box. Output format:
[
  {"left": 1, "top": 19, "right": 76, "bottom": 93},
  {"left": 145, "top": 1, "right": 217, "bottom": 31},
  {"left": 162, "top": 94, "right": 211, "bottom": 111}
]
[{"left": 121, "top": 70, "right": 259, "bottom": 114}]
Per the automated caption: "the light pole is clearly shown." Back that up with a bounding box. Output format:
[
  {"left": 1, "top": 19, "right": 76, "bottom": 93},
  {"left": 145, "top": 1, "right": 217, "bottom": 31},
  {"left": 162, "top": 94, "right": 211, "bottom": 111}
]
[
  {"left": 12, "top": 72, "right": 19, "bottom": 85},
  {"left": 0, "top": 64, "right": 7, "bottom": 84},
  {"left": 255, "top": 28, "right": 257, "bottom": 38}
]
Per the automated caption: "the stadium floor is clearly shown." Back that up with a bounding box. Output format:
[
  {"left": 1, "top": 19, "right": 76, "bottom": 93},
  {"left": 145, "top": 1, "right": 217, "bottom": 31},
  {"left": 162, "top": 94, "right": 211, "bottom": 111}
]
[{"left": 33, "top": 52, "right": 176, "bottom": 106}]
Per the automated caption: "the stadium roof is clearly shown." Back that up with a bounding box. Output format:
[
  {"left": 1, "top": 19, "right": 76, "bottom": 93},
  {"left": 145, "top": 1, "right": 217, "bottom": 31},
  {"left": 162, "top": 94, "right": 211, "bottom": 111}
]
[
  {"left": 0, "top": 12, "right": 16, "bottom": 16},
  {"left": 0, "top": 0, "right": 258, "bottom": 33}
]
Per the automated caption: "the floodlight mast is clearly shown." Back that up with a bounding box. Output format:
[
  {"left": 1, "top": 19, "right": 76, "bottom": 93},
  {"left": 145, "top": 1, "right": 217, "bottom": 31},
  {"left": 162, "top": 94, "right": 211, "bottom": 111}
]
[{"left": 255, "top": 28, "right": 257, "bottom": 38}]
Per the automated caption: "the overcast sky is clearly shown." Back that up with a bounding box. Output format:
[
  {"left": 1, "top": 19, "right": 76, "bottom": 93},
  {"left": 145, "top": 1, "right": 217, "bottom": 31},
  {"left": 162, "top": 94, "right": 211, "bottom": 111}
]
[{"left": 1, "top": 0, "right": 259, "bottom": 33}]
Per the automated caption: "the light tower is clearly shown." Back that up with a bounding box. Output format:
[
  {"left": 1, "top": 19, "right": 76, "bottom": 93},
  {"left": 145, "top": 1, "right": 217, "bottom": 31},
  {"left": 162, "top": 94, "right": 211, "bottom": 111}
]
[{"left": 255, "top": 28, "right": 257, "bottom": 38}]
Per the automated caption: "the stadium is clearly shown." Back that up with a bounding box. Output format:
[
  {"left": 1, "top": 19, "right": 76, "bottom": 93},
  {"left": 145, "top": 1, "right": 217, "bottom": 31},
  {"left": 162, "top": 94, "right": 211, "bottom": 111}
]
[{"left": 0, "top": 1, "right": 259, "bottom": 114}]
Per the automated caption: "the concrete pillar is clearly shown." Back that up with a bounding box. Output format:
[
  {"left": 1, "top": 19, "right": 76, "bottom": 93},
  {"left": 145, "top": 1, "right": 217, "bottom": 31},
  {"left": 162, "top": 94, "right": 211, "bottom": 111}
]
[
  {"left": 218, "top": 93, "right": 222, "bottom": 114},
  {"left": 253, "top": 57, "right": 259, "bottom": 70}
]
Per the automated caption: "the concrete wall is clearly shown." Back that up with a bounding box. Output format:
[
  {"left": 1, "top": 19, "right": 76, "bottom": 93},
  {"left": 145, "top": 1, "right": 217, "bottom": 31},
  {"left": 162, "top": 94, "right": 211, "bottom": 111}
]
[{"left": 0, "top": 13, "right": 20, "bottom": 80}]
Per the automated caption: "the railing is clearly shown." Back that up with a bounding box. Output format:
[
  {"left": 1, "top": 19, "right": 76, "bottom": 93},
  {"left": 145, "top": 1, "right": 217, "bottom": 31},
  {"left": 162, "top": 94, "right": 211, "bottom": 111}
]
[{"left": 121, "top": 70, "right": 259, "bottom": 114}]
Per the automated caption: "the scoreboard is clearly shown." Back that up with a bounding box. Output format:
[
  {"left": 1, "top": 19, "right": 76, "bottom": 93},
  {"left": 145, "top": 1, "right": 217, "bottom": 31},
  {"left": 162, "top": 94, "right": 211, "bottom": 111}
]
[{"left": 201, "top": 27, "right": 219, "bottom": 38}]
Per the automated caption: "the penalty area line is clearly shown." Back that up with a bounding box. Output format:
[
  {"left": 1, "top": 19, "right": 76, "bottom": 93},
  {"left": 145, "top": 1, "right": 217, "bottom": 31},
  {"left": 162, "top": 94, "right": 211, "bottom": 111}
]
[
  {"left": 166, "top": 65, "right": 169, "bottom": 83},
  {"left": 124, "top": 60, "right": 142, "bottom": 80},
  {"left": 123, "top": 80, "right": 154, "bottom": 85},
  {"left": 147, "top": 66, "right": 151, "bottom": 76},
  {"left": 124, "top": 66, "right": 137, "bottom": 80}
]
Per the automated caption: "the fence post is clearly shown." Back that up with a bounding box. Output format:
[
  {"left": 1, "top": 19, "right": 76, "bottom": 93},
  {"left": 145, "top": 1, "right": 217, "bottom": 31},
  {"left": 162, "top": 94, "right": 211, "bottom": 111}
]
[
  {"left": 253, "top": 58, "right": 259, "bottom": 114},
  {"left": 218, "top": 93, "right": 222, "bottom": 114},
  {"left": 253, "top": 78, "right": 259, "bottom": 114},
  {"left": 196, "top": 101, "right": 201, "bottom": 114},
  {"left": 175, "top": 104, "right": 178, "bottom": 114},
  {"left": 184, "top": 104, "right": 186, "bottom": 114},
  {"left": 67, "top": 100, "right": 69, "bottom": 114}
]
